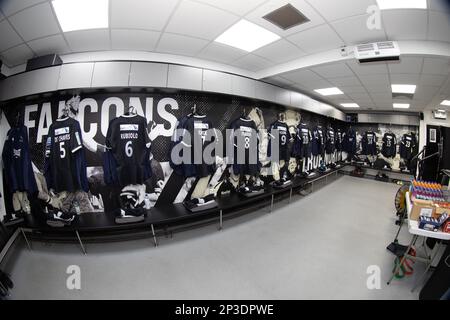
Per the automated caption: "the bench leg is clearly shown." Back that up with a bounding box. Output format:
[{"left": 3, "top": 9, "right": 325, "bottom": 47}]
[
  {"left": 21, "top": 228, "right": 32, "bottom": 251},
  {"left": 219, "top": 210, "right": 223, "bottom": 231},
  {"left": 151, "top": 224, "right": 158, "bottom": 247},
  {"left": 75, "top": 230, "right": 86, "bottom": 255},
  {"left": 289, "top": 188, "right": 293, "bottom": 203}
]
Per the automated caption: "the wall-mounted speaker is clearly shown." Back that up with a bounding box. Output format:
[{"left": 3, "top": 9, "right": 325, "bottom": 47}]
[{"left": 26, "top": 54, "right": 62, "bottom": 72}]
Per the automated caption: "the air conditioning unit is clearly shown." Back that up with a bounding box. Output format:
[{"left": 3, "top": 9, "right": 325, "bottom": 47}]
[
  {"left": 354, "top": 41, "right": 400, "bottom": 63},
  {"left": 433, "top": 109, "right": 447, "bottom": 120}
]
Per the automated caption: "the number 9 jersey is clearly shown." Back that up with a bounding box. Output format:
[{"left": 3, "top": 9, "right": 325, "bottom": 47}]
[
  {"left": 44, "top": 117, "right": 88, "bottom": 193},
  {"left": 104, "top": 114, "right": 152, "bottom": 187}
]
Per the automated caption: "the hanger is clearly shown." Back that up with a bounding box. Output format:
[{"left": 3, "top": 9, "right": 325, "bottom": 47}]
[
  {"left": 242, "top": 107, "right": 249, "bottom": 119},
  {"left": 60, "top": 101, "right": 70, "bottom": 119}
]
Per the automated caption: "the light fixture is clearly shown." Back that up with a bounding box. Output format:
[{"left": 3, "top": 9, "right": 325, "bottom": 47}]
[
  {"left": 376, "top": 0, "right": 427, "bottom": 10},
  {"left": 441, "top": 100, "right": 450, "bottom": 106},
  {"left": 393, "top": 103, "right": 410, "bottom": 109},
  {"left": 52, "top": 0, "right": 109, "bottom": 32},
  {"left": 340, "top": 103, "right": 360, "bottom": 108},
  {"left": 314, "top": 87, "right": 344, "bottom": 96},
  {"left": 215, "top": 19, "right": 280, "bottom": 52},
  {"left": 391, "top": 84, "right": 416, "bottom": 94}
]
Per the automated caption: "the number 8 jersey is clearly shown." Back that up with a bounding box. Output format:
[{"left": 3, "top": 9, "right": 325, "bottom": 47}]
[
  {"left": 105, "top": 114, "right": 151, "bottom": 187},
  {"left": 45, "top": 117, "right": 88, "bottom": 193}
]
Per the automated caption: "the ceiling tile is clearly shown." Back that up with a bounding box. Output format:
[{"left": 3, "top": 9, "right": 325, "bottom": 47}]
[
  {"left": 27, "top": 34, "right": 70, "bottom": 55},
  {"left": 166, "top": 0, "right": 239, "bottom": 40},
  {"left": 428, "top": 11, "right": 450, "bottom": 42},
  {"left": 347, "top": 92, "right": 373, "bottom": 101},
  {"left": 422, "top": 57, "right": 450, "bottom": 75},
  {"left": 245, "top": 0, "right": 326, "bottom": 36},
  {"left": 390, "top": 73, "right": 420, "bottom": 84},
  {"left": 367, "top": 84, "right": 391, "bottom": 93},
  {"left": 370, "top": 92, "right": 393, "bottom": 101},
  {"left": 328, "top": 76, "right": 361, "bottom": 86},
  {"left": 156, "top": 33, "right": 209, "bottom": 56},
  {"left": 111, "top": 29, "right": 160, "bottom": 51},
  {"left": 338, "top": 85, "right": 367, "bottom": 93},
  {"left": 359, "top": 74, "right": 390, "bottom": 85},
  {"left": 232, "top": 54, "right": 273, "bottom": 72},
  {"left": 308, "top": 0, "right": 376, "bottom": 22},
  {"left": 0, "top": 43, "right": 34, "bottom": 66},
  {"left": 253, "top": 39, "right": 305, "bottom": 64},
  {"left": 311, "top": 62, "right": 354, "bottom": 78},
  {"left": 110, "top": 0, "right": 179, "bottom": 31},
  {"left": 0, "top": 0, "right": 46, "bottom": 16},
  {"left": 414, "top": 86, "right": 441, "bottom": 100},
  {"left": 287, "top": 24, "right": 344, "bottom": 54},
  {"left": 265, "top": 76, "right": 296, "bottom": 87},
  {"left": 282, "top": 69, "right": 324, "bottom": 83},
  {"left": 301, "top": 79, "right": 334, "bottom": 90},
  {"left": 195, "top": 0, "right": 267, "bottom": 16},
  {"left": 331, "top": 13, "right": 386, "bottom": 45},
  {"left": 382, "top": 10, "right": 428, "bottom": 40},
  {"left": 0, "top": 20, "right": 22, "bottom": 51},
  {"left": 8, "top": 2, "right": 60, "bottom": 41},
  {"left": 387, "top": 57, "right": 423, "bottom": 74},
  {"left": 65, "top": 29, "right": 111, "bottom": 52},
  {"left": 346, "top": 60, "right": 388, "bottom": 75},
  {"left": 197, "top": 42, "right": 247, "bottom": 63},
  {"left": 419, "top": 74, "right": 447, "bottom": 86}
]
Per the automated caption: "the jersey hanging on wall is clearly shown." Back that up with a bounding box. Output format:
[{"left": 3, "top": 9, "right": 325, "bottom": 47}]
[
  {"left": 2, "top": 125, "right": 37, "bottom": 195},
  {"left": 343, "top": 128, "right": 357, "bottom": 155},
  {"left": 400, "top": 134, "right": 417, "bottom": 160},
  {"left": 311, "top": 126, "right": 325, "bottom": 157},
  {"left": 267, "top": 120, "right": 290, "bottom": 162},
  {"left": 44, "top": 117, "right": 88, "bottom": 193},
  {"left": 382, "top": 133, "right": 397, "bottom": 158},
  {"left": 361, "top": 131, "right": 377, "bottom": 156},
  {"left": 104, "top": 114, "right": 152, "bottom": 187},
  {"left": 170, "top": 114, "right": 217, "bottom": 178},
  {"left": 292, "top": 123, "right": 312, "bottom": 159},
  {"left": 325, "top": 128, "right": 335, "bottom": 154},
  {"left": 229, "top": 117, "right": 260, "bottom": 176},
  {"left": 335, "top": 129, "right": 343, "bottom": 152}
]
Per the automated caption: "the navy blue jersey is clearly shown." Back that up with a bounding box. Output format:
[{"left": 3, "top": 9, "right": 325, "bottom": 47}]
[
  {"left": 267, "top": 120, "right": 290, "bottom": 162},
  {"left": 292, "top": 123, "right": 312, "bottom": 159},
  {"left": 335, "top": 129, "right": 343, "bottom": 152},
  {"left": 325, "top": 128, "right": 336, "bottom": 154},
  {"left": 400, "top": 134, "right": 417, "bottom": 160},
  {"left": 169, "top": 114, "right": 191, "bottom": 176},
  {"left": 343, "top": 129, "right": 357, "bottom": 155},
  {"left": 229, "top": 117, "right": 260, "bottom": 175},
  {"left": 311, "top": 126, "right": 325, "bottom": 156},
  {"left": 105, "top": 114, "right": 151, "bottom": 187},
  {"left": 2, "top": 126, "right": 37, "bottom": 195},
  {"left": 45, "top": 117, "right": 88, "bottom": 193},
  {"left": 382, "top": 133, "right": 397, "bottom": 158},
  {"left": 361, "top": 131, "right": 377, "bottom": 155}
]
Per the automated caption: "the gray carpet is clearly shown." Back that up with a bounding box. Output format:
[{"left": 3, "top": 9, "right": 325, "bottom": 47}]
[{"left": 2, "top": 176, "right": 429, "bottom": 299}]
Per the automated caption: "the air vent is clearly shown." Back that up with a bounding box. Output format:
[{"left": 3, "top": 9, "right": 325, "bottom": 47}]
[
  {"left": 392, "top": 93, "right": 414, "bottom": 100},
  {"left": 263, "top": 4, "right": 310, "bottom": 30}
]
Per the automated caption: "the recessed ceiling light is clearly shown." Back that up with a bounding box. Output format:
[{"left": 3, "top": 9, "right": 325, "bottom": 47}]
[
  {"left": 215, "top": 19, "right": 280, "bottom": 52},
  {"left": 393, "top": 103, "right": 410, "bottom": 109},
  {"left": 441, "top": 100, "right": 450, "bottom": 106},
  {"left": 340, "top": 103, "right": 360, "bottom": 108},
  {"left": 52, "top": 0, "right": 109, "bottom": 32},
  {"left": 376, "top": 0, "right": 427, "bottom": 10},
  {"left": 314, "top": 87, "right": 344, "bottom": 96},
  {"left": 392, "top": 84, "right": 416, "bottom": 94}
]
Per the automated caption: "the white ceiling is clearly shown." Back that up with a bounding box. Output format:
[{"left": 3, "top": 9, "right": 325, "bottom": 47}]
[{"left": 0, "top": 0, "right": 449, "bottom": 112}]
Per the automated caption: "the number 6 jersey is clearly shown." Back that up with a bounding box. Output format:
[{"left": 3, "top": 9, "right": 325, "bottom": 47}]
[
  {"left": 45, "top": 117, "right": 88, "bottom": 193},
  {"left": 104, "top": 114, "right": 152, "bottom": 187}
]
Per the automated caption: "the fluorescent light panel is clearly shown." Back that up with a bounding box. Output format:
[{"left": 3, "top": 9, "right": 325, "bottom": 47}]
[
  {"left": 52, "top": 0, "right": 109, "bottom": 32},
  {"left": 441, "top": 100, "right": 450, "bottom": 106},
  {"left": 393, "top": 103, "right": 410, "bottom": 109},
  {"left": 391, "top": 84, "right": 416, "bottom": 94},
  {"left": 314, "top": 87, "right": 344, "bottom": 96},
  {"left": 215, "top": 19, "right": 280, "bottom": 52},
  {"left": 340, "top": 103, "right": 360, "bottom": 108},
  {"left": 376, "top": 0, "right": 427, "bottom": 10}
]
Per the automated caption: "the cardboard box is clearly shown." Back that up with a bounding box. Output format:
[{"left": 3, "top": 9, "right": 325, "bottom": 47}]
[
  {"left": 434, "top": 205, "right": 450, "bottom": 219},
  {"left": 411, "top": 199, "right": 434, "bottom": 221}
]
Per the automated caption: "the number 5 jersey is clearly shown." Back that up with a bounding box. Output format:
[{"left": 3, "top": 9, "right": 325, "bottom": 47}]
[
  {"left": 104, "top": 114, "right": 152, "bottom": 187},
  {"left": 44, "top": 117, "right": 88, "bottom": 193}
]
